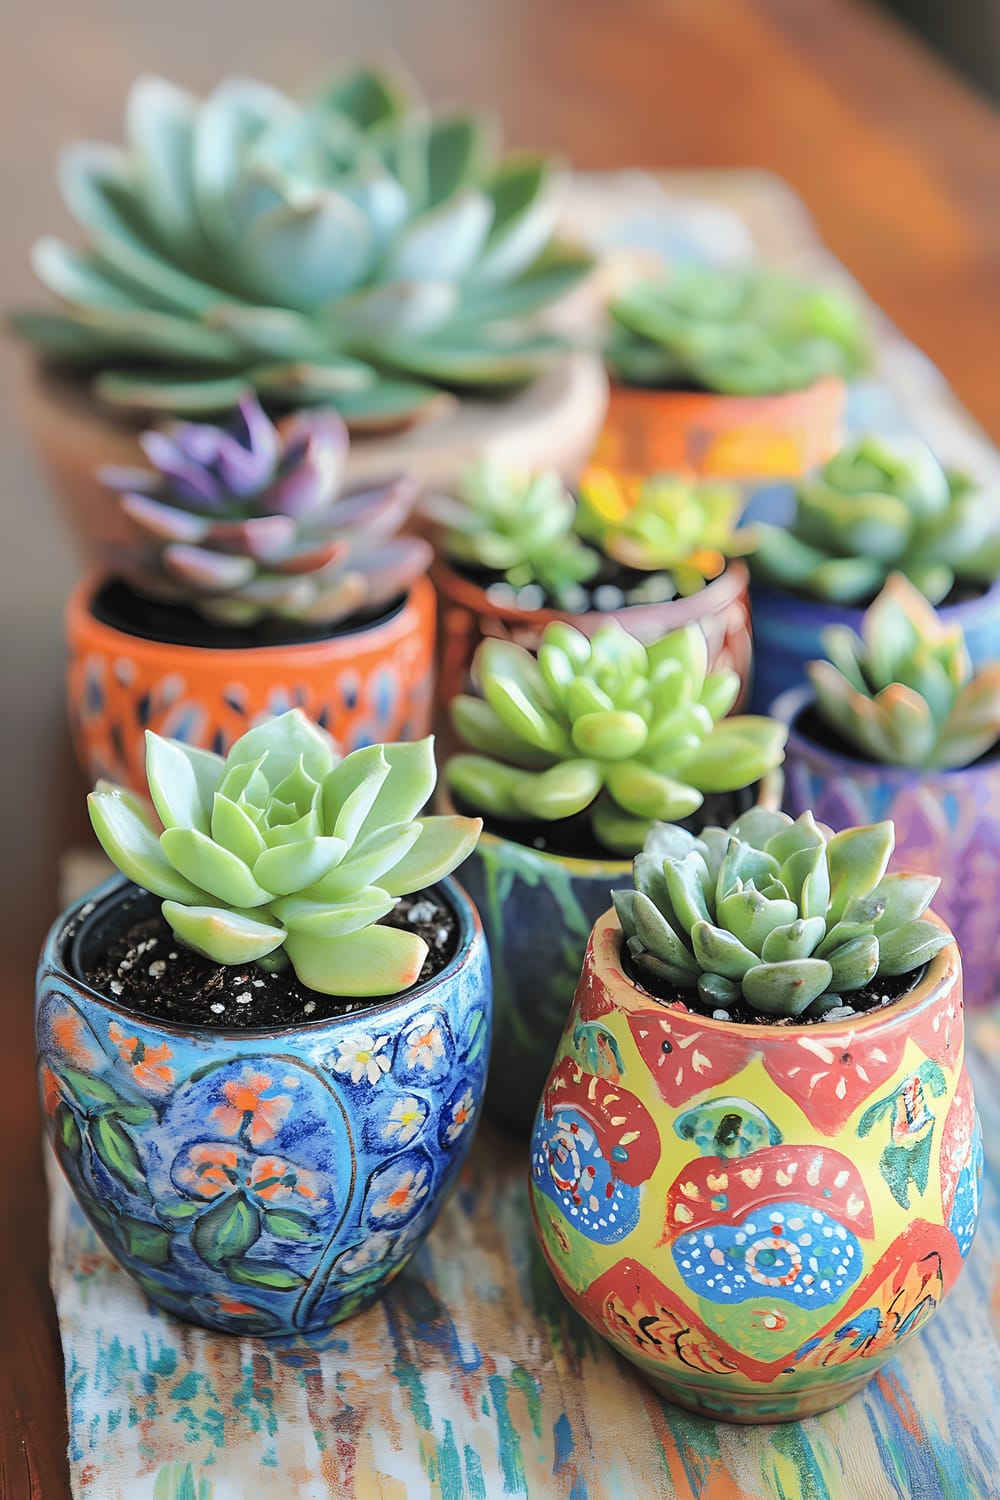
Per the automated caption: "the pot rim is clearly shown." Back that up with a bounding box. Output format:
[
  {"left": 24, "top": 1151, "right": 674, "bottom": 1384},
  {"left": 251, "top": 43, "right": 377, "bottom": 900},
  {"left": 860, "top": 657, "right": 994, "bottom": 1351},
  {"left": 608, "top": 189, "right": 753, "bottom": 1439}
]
[
  {"left": 771, "top": 683, "right": 1000, "bottom": 788},
  {"left": 587, "top": 902, "right": 960, "bottom": 1040},
  {"left": 606, "top": 373, "right": 846, "bottom": 410},
  {"left": 431, "top": 554, "right": 749, "bottom": 634},
  {"left": 41, "top": 871, "right": 483, "bottom": 1042},
  {"left": 67, "top": 570, "right": 434, "bottom": 662}
]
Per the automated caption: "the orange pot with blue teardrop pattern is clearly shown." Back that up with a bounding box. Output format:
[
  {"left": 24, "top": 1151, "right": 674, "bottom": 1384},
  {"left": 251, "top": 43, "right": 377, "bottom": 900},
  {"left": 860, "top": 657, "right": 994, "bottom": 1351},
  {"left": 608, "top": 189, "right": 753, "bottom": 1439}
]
[
  {"left": 529, "top": 907, "right": 982, "bottom": 1423},
  {"left": 593, "top": 377, "right": 846, "bottom": 479},
  {"left": 66, "top": 573, "right": 436, "bottom": 792}
]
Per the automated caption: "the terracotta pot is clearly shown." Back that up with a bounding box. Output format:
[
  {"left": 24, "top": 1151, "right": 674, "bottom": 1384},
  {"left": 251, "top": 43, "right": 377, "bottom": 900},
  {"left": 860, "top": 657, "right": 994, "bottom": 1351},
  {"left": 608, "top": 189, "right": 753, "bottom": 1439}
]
[
  {"left": 750, "top": 578, "right": 1000, "bottom": 715},
  {"left": 775, "top": 685, "right": 1000, "bottom": 1009},
  {"left": 530, "top": 907, "right": 982, "bottom": 1422},
  {"left": 19, "top": 356, "right": 609, "bottom": 568},
  {"left": 37, "top": 875, "right": 491, "bottom": 1335},
  {"left": 66, "top": 573, "right": 436, "bottom": 792},
  {"left": 433, "top": 557, "right": 752, "bottom": 710},
  {"left": 592, "top": 377, "right": 846, "bottom": 480}
]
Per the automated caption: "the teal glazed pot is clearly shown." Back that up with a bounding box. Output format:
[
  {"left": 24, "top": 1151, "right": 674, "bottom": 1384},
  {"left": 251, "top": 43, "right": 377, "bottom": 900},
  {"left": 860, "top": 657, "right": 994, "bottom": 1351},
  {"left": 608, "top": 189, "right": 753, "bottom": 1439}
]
[
  {"left": 774, "top": 686, "right": 1000, "bottom": 1008},
  {"left": 36, "top": 877, "right": 491, "bottom": 1336},
  {"left": 457, "top": 830, "right": 630, "bottom": 1134},
  {"left": 749, "top": 577, "right": 1000, "bottom": 714}
]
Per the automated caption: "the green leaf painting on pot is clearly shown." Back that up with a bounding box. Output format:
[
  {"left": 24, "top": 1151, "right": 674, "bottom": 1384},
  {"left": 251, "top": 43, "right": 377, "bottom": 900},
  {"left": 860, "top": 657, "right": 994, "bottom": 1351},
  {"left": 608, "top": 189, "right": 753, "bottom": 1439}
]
[
  {"left": 529, "top": 810, "right": 981, "bottom": 1421},
  {"left": 749, "top": 434, "right": 1000, "bottom": 711},
  {"left": 445, "top": 618, "right": 786, "bottom": 1131},
  {"left": 38, "top": 710, "right": 493, "bottom": 1336},
  {"left": 12, "top": 67, "right": 592, "bottom": 429},
  {"left": 775, "top": 573, "right": 1000, "bottom": 1008}
]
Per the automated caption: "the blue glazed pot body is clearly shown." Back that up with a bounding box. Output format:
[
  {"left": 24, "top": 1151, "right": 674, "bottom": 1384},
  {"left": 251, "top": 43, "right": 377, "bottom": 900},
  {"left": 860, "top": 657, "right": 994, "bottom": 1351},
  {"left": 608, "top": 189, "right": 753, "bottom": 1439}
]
[
  {"left": 458, "top": 834, "right": 630, "bottom": 1134},
  {"left": 775, "top": 687, "right": 1000, "bottom": 1009},
  {"left": 750, "top": 578, "right": 1000, "bottom": 715},
  {"left": 36, "top": 877, "right": 492, "bottom": 1335}
]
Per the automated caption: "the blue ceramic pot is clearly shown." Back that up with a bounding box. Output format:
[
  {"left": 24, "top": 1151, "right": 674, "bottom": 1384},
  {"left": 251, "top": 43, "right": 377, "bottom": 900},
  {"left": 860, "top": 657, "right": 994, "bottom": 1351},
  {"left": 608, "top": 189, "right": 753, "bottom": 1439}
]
[
  {"left": 774, "top": 686, "right": 1000, "bottom": 1010},
  {"left": 750, "top": 578, "right": 1000, "bottom": 715},
  {"left": 36, "top": 876, "right": 491, "bottom": 1336},
  {"left": 458, "top": 833, "right": 630, "bottom": 1134}
]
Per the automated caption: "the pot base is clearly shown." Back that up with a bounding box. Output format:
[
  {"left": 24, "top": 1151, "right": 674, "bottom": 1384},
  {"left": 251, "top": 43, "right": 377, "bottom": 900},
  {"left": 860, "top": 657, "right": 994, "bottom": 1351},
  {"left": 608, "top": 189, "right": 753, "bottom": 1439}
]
[{"left": 639, "top": 1366, "right": 877, "bottom": 1424}]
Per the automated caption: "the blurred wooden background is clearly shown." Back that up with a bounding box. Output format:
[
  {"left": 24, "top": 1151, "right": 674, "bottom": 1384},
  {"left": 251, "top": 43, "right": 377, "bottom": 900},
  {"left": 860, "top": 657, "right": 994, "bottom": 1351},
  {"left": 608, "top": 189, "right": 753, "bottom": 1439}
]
[{"left": 1, "top": 1, "right": 998, "bottom": 1494}]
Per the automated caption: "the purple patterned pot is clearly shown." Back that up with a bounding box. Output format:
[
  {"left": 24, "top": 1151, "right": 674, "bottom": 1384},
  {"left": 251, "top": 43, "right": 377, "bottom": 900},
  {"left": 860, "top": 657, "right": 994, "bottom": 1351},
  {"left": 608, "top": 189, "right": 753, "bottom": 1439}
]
[
  {"left": 774, "top": 686, "right": 1000, "bottom": 1008},
  {"left": 750, "top": 578, "right": 1000, "bottom": 715},
  {"left": 36, "top": 876, "right": 492, "bottom": 1335}
]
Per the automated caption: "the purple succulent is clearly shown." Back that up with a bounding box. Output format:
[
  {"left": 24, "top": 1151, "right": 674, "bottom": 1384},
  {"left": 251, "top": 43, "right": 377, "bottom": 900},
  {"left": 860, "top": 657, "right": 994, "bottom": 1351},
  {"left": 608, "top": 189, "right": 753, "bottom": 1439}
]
[{"left": 100, "top": 396, "right": 430, "bottom": 627}]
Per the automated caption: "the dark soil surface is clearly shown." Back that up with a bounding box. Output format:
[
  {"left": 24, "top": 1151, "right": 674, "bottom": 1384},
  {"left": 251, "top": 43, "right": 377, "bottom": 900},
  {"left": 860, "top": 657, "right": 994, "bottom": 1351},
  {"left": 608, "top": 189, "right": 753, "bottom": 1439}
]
[
  {"left": 452, "top": 557, "right": 687, "bottom": 615},
  {"left": 462, "top": 784, "right": 762, "bottom": 864},
  {"left": 92, "top": 577, "right": 405, "bottom": 651},
  {"left": 79, "top": 887, "right": 458, "bottom": 1031},
  {"left": 621, "top": 943, "right": 922, "bottom": 1026}
]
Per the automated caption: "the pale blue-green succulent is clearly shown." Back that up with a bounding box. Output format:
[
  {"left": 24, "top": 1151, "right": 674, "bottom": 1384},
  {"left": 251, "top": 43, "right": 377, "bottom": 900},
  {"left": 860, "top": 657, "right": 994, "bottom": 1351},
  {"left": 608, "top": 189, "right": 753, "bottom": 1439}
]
[
  {"left": 13, "top": 68, "right": 590, "bottom": 428},
  {"left": 88, "top": 710, "right": 481, "bottom": 997},
  {"left": 615, "top": 809, "right": 951, "bottom": 1019},
  {"left": 447, "top": 619, "right": 786, "bottom": 855}
]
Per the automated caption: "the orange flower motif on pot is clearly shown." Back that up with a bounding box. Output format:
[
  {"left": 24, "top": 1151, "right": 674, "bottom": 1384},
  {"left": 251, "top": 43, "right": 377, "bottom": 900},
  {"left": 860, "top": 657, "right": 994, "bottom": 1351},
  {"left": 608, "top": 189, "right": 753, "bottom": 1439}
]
[
  {"left": 107, "top": 1021, "right": 173, "bottom": 1093},
  {"left": 211, "top": 1068, "right": 293, "bottom": 1146},
  {"left": 529, "top": 907, "right": 982, "bottom": 1421}
]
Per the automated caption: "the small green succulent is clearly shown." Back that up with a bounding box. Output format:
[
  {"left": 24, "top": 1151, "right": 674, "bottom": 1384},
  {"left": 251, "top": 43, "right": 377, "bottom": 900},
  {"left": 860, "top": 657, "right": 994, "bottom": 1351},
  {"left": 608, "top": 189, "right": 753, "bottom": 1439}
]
[
  {"left": 423, "top": 461, "right": 600, "bottom": 609},
  {"left": 754, "top": 434, "right": 1000, "bottom": 606},
  {"left": 13, "top": 68, "right": 590, "bottom": 428},
  {"left": 614, "top": 808, "right": 951, "bottom": 1019},
  {"left": 446, "top": 620, "right": 787, "bottom": 855},
  {"left": 808, "top": 572, "right": 1000, "bottom": 770},
  {"left": 574, "top": 464, "right": 750, "bottom": 592},
  {"left": 88, "top": 711, "right": 481, "bottom": 997},
  {"left": 607, "top": 263, "right": 867, "bottom": 396}
]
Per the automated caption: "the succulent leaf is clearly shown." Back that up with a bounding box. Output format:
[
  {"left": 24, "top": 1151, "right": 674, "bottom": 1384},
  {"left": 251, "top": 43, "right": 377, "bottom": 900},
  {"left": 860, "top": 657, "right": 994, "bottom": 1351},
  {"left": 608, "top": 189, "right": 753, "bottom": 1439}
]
[
  {"left": 448, "top": 619, "right": 786, "bottom": 856},
  {"left": 617, "top": 808, "right": 951, "bottom": 1018},
  {"left": 88, "top": 711, "right": 479, "bottom": 999},
  {"left": 755, "top": 435, "right": 996, "bottom": 606},
  {"left": 808, "top": 573, "right": 1000, "bottom": 770}
]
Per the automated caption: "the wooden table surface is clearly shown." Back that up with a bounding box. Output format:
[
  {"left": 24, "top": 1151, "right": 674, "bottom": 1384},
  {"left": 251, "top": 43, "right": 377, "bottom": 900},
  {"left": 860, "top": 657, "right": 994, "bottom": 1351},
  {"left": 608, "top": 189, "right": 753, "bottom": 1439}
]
[{"left": 1, "top": 2, "right": 998, "bottom": 1494}]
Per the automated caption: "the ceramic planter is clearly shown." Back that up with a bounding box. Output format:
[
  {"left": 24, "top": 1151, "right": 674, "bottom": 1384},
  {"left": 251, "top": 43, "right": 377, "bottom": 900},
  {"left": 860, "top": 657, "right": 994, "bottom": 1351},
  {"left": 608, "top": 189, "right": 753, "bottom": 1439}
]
[
  {"left": 530, "top": 907, "right": 982, "bottom": 1422},
  {"left": 433, "top": 557, "right": 752, "bottom": 710},
  {"left": 775, "top": 685, "right": 1000, "bottom": 1009},
  {"left": 66, "top": 573, "right": 436, "bottom": 792},
  {"left": 19, "top": 357, "right": 608, "bottom": 567},
  {"left": 456, "top": 832, "right": 631, "bottom": 1134},
  {"left": 36, "top": 876, "right": 491, "bottom": 1336},
  {"left": 750, "top": 578, "right": 1000, "bottom": 714},
  {"left": 592, "top": 377, "right": 846, "bottom": 481}
]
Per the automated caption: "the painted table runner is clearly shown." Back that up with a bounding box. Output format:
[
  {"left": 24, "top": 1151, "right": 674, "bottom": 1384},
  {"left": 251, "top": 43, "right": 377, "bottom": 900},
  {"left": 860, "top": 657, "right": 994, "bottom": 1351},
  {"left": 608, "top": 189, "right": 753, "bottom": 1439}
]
[{"left": 48, "top": 172, "right": 1000, "bottom": 1498}]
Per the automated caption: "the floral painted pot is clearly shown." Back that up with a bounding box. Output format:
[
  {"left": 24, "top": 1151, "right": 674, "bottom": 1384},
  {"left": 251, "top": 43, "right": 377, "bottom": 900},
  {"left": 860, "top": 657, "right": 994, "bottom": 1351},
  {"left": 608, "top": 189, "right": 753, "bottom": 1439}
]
[
  {"left": 433, "top": 557, "right": 752, "bottom": 711},
  {"left": 775, "top": 685, "right": 1000, "bottom": 1009},
  {"left": 750, "top": 578, "right": 1000, "bottom": 714},
  {"left": 456, "top": 832, "right": 631, "bottom": 1135},
  {"left": 36, "top": 876, "right": 491, "bottom": 1336},
  {"left": 19, "top": 357, "right": 608, "bottom": 567},
  {"left": 592, "top": 378, "right": 846, "bottom": 481},
  {"left": 66, "top": 573, "right": 436, "bottom": 792},
  {"left": 530, "top": 907, "right": 982, "bottom": 1422}
]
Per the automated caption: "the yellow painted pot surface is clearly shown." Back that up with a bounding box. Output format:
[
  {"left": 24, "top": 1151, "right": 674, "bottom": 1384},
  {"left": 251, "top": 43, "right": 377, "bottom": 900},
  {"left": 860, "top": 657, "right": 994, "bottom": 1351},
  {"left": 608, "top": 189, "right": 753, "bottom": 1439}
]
[{"left": 529, "top": 908, "right": 982, "bottom": 1422}]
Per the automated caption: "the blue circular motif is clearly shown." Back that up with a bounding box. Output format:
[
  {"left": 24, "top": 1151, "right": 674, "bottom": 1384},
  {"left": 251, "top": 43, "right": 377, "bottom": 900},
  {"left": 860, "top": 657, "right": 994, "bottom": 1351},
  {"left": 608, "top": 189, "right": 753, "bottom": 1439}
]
[
  {"left": 672, "top": 1201, "right": 863, "bottom": 1308},
  {"left": 530, "top": 1105, "right": 639, "bottom": 1244}
]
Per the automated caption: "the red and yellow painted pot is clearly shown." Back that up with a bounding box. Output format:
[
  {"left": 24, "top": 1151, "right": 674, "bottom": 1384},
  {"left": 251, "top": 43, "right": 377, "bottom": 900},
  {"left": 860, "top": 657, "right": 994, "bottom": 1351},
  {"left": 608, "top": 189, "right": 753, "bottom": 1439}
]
[
  {"left": 66, "top": 573, "right": 436, "bottom": 792},
  {"left": 592, "top": 378, "right": 846, "bottom": 480},
  {"left": 529, "top": 908, "right": 982, "bottom": 1423},
  {"left": 433, "top": 558, "right": 752, "bottom": 711}
]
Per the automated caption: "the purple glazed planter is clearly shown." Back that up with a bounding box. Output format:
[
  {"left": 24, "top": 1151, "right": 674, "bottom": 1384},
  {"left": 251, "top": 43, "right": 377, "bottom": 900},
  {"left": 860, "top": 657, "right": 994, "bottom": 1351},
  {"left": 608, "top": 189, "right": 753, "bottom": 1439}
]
[
  {"left": 773, "top": 686, "right": 1000, "bottom": 1009},
  {"left": 750, "top": 577, "right": 1000, "bottom": 715}
]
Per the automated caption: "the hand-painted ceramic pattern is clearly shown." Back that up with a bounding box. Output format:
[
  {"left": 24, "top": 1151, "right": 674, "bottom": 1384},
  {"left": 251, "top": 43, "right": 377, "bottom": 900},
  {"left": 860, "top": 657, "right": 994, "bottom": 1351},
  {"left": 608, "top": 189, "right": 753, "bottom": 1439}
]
[
  {"left": 592, "top": 378, "right": 845, "bottom": 479},
  {"left": 433, "top": 556, "right": 752, "bottom": 709},
  {"left": 775, "top": 686, "right": 1000, "bottom": 1008},
  {"left": 66, "top": 573, "right": 436, "bottom": 793},
  {"left": 36, "top": 876, "right": 491, "bottom": 1336},
  {"left": 751, "top": 578, "right": 1000, "bottom": 714},
  {"left": 530, "top": 907, "right": 981, "bottom": 1421}
]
